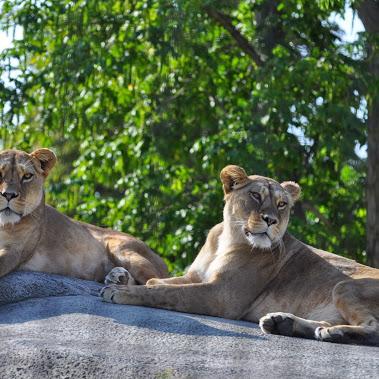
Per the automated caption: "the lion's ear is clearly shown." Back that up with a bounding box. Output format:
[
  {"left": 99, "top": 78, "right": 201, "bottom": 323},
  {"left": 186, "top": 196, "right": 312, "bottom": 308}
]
[
  {"left": 281, "top": 181, "right": 301, "bottom": 202},
  {"left": 30, "top": 148, "right": 57, "bottom": 177},
  {"left": 220, "top": 165, "right": 249, "bottom": 194}
]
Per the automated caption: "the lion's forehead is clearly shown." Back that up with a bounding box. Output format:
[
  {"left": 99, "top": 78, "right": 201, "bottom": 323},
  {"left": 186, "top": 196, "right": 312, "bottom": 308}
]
[
  {"left": 0, "top": 151, "right": 36, "bottom": 175},
  {"left": 247, "top": 177, "right": 286, "bottom": 199}
]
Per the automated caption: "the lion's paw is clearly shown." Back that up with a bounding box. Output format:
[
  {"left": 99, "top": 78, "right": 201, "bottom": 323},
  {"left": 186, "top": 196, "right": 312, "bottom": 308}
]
[
  {"left": 100, "top": 284, "right": 132, "bottom": 304},
  {"left": 146, "top": 278, "right": 163, "bottom": 286},
  {"left": 259, "top": 312, "right": 295, "bottom": 337},
  {"left": 99, "top": 285, "right": 118, "bottom": 303},
  {"left": 314, "top": 326, "right": 344, "bottom": 343},
  {"left": 104, "top": 267, "right": 135, "bottom": 285}
]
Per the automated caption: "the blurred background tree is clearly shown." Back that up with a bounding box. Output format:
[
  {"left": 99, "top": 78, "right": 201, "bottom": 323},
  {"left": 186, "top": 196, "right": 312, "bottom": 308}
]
[{"left": 0, "top": 0, "right": 377, "bottom": 272}]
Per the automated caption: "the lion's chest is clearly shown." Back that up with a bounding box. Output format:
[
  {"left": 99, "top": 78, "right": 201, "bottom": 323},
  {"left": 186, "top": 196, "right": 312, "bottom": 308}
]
[
  {"left": 191, "top": 250, "right": 229, "bottom": 282},
  {"left": 19, "top": 251, "right": 51, "bottom": 271},
  {"left": 0, "top": 229, "right": 21, "bottom": 247},
  {"left": 0, "top": 230, "right": 13, "bottom": 248}
]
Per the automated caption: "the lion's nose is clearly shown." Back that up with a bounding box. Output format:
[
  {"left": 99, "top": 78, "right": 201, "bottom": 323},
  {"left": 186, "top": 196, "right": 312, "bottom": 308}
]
[
  {"left": 262, "top": 214, "right": 278, "bottom": 226},
  {"left": 1, "top": 191, "right": 19, "bottom": 202}
]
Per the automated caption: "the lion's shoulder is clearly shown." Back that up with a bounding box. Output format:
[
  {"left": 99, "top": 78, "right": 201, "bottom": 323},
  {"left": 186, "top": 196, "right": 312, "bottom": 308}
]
[
  {"left": 285, "top": 234, "right": 366, "bottom": 277},
  {"left": 308, "top": 245, "right": 368, "bottom": 277}
]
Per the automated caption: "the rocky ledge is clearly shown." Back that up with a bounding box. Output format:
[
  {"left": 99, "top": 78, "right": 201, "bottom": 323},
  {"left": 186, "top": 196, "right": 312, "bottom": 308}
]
[{"left": 0, "top": 271, "right": 378, "bottom": 378}]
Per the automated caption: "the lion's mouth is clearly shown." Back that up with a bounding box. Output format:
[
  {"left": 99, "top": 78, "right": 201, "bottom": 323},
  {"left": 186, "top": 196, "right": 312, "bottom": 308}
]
[
  {"left": 244, "top": 228, "right": 269, "bottom": 239},
  {"left": 0, "top": 207, "right": 22, "bottom": 216},
  {"left": 243, "top": 227, "right": 274, "bottom": 250}
]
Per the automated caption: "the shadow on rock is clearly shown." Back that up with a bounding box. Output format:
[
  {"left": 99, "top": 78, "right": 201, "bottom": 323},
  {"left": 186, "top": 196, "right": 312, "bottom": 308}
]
[{"left": 0, "top": 271, "right": 265, "bottom": 341}]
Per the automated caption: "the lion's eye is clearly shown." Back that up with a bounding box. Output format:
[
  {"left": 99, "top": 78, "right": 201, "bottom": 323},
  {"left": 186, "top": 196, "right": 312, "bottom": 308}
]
[
  {"left": 23, "top": 173, "right": 33, "bottom": 181},
  {"left": 278, "top": 201, "right": 287, "bottom": 209},
  {"left": 249, "top": 191, "right": 261, "bottom": 202}
]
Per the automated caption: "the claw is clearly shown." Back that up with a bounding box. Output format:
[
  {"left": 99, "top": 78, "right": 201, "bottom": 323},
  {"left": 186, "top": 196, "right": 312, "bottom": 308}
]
[{"left": 99, "top": 285, "right": 116, "bottom": 303}]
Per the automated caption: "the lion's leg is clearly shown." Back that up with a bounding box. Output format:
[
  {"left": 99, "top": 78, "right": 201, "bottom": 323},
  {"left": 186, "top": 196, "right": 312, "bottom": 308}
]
[
  {"left": 106, "top": 249, "right": 163, "bottom": 285},
  {"left": 146, "top": 274, "right": 195, "bottom": 286},
  {"left": 0, "top": 249, "right": 23, "bottom": 278},
  {"left": 315, "top": 279, "right": 379, "bottom": 345},
  {"left": 259, "top": 312, "right": 331, "bottom": 338},
  {"left": 127, "top": 253, "right": 165, "bottom": 284},
  {"left": 100, "top": 282, "right": 233, "bottom": 318},
  {"left": 315, "top": 324, "right": 379, "bottom": 345}
]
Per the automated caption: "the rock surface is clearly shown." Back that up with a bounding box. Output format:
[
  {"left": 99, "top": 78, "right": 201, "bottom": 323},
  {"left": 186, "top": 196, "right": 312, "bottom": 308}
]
[{"left": 0, "top": 271, "right": 378, "bottom": 378}]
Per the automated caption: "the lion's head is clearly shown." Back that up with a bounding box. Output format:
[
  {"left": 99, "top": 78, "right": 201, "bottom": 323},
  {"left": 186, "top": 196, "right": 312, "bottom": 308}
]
[
  {"left": 220, "top": 165, "right": 301, "bottom": 250},
  {"left": 0, "top": 148, "right": 56, "bottom": 226}
]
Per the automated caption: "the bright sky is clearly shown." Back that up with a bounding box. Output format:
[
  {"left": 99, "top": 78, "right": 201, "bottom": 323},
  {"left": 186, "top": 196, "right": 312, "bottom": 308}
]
[{"left": 330, "top": 6, "right": 364, "bottom": 42}]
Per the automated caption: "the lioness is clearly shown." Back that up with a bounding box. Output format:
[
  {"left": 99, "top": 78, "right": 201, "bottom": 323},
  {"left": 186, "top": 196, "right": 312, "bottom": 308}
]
[
  {"left": 101, "top": 165, "right": 379, "bottom": 346},
  {"left": 0, "top": 148, "right": 168, "bottom": 283}
]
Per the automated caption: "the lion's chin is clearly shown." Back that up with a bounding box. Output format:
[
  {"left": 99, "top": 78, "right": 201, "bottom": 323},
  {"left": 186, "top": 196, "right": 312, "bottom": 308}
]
[
  {"left": 0, "top": 209, "right": 22, "bottom": 226},
  {"left": 244, "top": 231, "right": 272, "bottom": 250}
]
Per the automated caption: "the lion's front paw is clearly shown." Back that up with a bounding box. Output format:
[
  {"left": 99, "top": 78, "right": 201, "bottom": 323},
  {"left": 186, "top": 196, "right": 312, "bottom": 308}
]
[
  {"left": 146, "top": 278, "right": 163, "bottom": 286},
  {"left": 100, "top": 284, "right": 132, "bottom": 305},
  {"left": 259, "top": 312, "right": 295, "bottom": 337},
  {"left": 104, "top": 267, "right": 135, "bottom": 285},
  {"left": 314, "top": 326, "right": 344, "bottom": 343},
  {"left": 100, "top": 285, "right": 119, "bottom": 303}
]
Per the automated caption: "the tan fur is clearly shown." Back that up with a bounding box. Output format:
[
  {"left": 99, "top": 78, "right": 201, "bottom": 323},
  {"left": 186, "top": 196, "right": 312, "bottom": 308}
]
[
  {"left": 101, "top": 165, "right": 379, "bottom": 346},
  {"left": 0, "top": 149, "right": 168, "bottom": 283}
]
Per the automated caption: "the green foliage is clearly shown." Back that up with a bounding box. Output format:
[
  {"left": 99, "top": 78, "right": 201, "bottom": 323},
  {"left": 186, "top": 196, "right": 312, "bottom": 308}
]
[{"left": 0, "top": 0, "right": 369, "bottom": 271}]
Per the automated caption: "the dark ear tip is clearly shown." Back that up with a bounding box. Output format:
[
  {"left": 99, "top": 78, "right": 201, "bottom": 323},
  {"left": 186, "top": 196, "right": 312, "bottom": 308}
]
[
  {"left": 220, "top": 165, "right": 249, "bottom": 194},
  {"left": 37, "top": 148, "right": 56, "bottom": 159},
  {"left": 30, "top": 148, "right": 56, "bottom": 158},
  {"left": 220, "top": 165, "right": 235, "bottom": 178},
  {"left": 221, "top": 164, "right": 241, "bottom": 171},
  {"left": 220, "top": 165, "right": 247, "bottom": 178},
  {"left": 281, "top": 181, "right": 301, "bottom": 201},
  {"left": 30, "top": 148, "right": 57, "bottom": 175}
]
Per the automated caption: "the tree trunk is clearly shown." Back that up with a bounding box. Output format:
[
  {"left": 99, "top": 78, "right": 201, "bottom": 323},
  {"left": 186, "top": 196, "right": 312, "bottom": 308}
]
[
  {"left": 366, "top": 84, "right": 379, "bottom": 268},
  {"left": 357, "top": 0, "right": 379, "bottom": 267}
]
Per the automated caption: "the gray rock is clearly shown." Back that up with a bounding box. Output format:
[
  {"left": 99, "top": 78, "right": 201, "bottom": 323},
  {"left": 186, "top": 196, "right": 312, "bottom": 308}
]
[
  {"left": 0, "top": 271, "right": 378, "bottom": 378},
  {"left": 0, "top": 271, "right": 102, "bottom": 306}
]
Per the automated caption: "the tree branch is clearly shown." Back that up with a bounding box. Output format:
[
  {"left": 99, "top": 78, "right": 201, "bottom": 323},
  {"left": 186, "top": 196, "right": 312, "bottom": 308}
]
[
  {"left": 204, "top": 7, "right": 264, "bottom": 66},
  {"left": 302, "top": 200, "right": 333, "bottom": 228},
  {"left": 357, "top": 0, "right": 379, "bottom": 34},
  {"left": 357, "top": 0, "right": 379, "bottom": 268}
]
